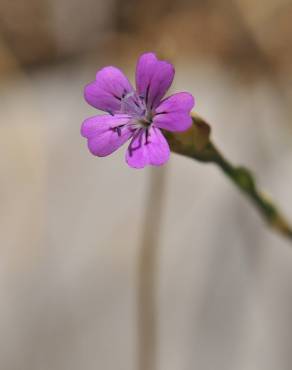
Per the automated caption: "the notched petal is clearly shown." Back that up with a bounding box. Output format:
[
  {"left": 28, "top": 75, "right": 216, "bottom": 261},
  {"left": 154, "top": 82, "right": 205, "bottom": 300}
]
[
  {"left": 84, "top": 66, "right": 134, "bottom": 113},
  {"left": 126, "top": 127, "right": 170, "bottom": 168},
  {"left": 153, "top": 92, "right": 195, "bottom": 132},
  {"left": 135, "top": 52, "right": 175, "bottom": 109},
  {"left": 81, "top": 114, "right": 133, "bottom": 157}
]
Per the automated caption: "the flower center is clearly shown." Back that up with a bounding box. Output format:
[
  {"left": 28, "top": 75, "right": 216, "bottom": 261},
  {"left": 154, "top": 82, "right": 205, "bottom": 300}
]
[
  {"left": 138, "top": 109, "right": 153, "bottom": 127},
  {"left": 120, "top": 91, "right": 153, "bottom": 129}
]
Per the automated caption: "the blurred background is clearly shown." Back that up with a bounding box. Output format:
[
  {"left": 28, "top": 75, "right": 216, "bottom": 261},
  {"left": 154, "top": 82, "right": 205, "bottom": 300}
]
[{"left": 1, "top": 0, "right": 292, "bottom": 369}]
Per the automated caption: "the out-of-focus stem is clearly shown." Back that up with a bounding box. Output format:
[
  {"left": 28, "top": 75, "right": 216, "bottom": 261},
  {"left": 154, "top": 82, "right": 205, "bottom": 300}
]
[
  {"left": 165, "top": 114, "right": 292, "bottom": 242},
  {"left": 138, "top": 167, "right": 167, "bottom": 370}
]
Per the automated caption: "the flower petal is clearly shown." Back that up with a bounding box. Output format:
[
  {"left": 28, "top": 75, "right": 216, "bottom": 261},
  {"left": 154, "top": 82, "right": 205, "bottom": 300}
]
[
  {"left": 84, "top": 66, "right": 134, "bottom": 113},
  {"left": 135, "top": 52, "right": 175, "bottom": 110},
  {"left": 126, "top": 127, "right": 170, "bottom": 168},
  {"left": 153, "top": 92, "right": 194, "bottom": 132},
  {"left": 81, "top": 114, "right": 133, "bottom": 157}
]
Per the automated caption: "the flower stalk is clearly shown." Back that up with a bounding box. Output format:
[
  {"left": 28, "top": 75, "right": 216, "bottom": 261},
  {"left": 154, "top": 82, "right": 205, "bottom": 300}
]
[{"left": 164, "top": 114, "right": 292, "bottom": 242}]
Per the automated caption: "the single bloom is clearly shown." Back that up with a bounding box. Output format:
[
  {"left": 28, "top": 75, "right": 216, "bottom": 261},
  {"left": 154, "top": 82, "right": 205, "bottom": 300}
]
[{"left": 81, "top": 52, "right": 195, "bottom": 168}]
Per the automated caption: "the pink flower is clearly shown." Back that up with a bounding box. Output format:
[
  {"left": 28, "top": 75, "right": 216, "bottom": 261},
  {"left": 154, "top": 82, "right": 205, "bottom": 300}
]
[{"left": 81, "top": 52, "right": 195, "bottom": 168}]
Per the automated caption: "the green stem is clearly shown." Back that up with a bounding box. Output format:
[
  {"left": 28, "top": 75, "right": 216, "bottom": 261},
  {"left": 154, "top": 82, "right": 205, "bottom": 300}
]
[
  {"left": 165, "top": 115, "right": 292, "bottom": 242},
  {"left": 212, "top": 144, "right": 292, "bottom": 240}
]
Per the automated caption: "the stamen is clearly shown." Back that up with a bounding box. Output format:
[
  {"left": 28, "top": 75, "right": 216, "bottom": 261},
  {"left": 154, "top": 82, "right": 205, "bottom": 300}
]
[
  {"left": 145, "top": 84, "right": 150, "bottom": 105},
  {"left": 112, "top": 94, "right": 122, "bottom": 101},
  {"left": 116, "top": 126, "right": 122, "bottom": 137},
  {"left": 112, "top": 125, "right": 123, "bottom": 136},
  {"left": 145, "top": 128, "right": 151, "bottom": 145},
  {"left": 154, "top": 111, "right": 167, "bottom": 116},
  {"left": 120, "top": 91, "right": 145, "bottom": 116},
  {"left": 133, "top": 99, "right": 140, "bottom": 108}
]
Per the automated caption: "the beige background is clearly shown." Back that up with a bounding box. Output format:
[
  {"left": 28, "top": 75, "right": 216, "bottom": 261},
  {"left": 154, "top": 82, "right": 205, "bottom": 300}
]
[{"left": 1, "top": 0, "right": 292, "bottom": 369}]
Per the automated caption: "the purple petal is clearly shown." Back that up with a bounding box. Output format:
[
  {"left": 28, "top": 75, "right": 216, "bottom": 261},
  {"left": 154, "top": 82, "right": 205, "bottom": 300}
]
[
  {"left": 81, "top": 114, "right": 133, "bottom": 157},
  {"left": 135, "top": 52, "right": 175, "bottom": 110},
  {"left": 153, "top": 92, "right": 194, "bottom": 132},
  {"left": 126, "top": 127, "right": 170, "bottom": 168},
  {"left": 84, "top": 66, "right": 134, "bottom": 113}
]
